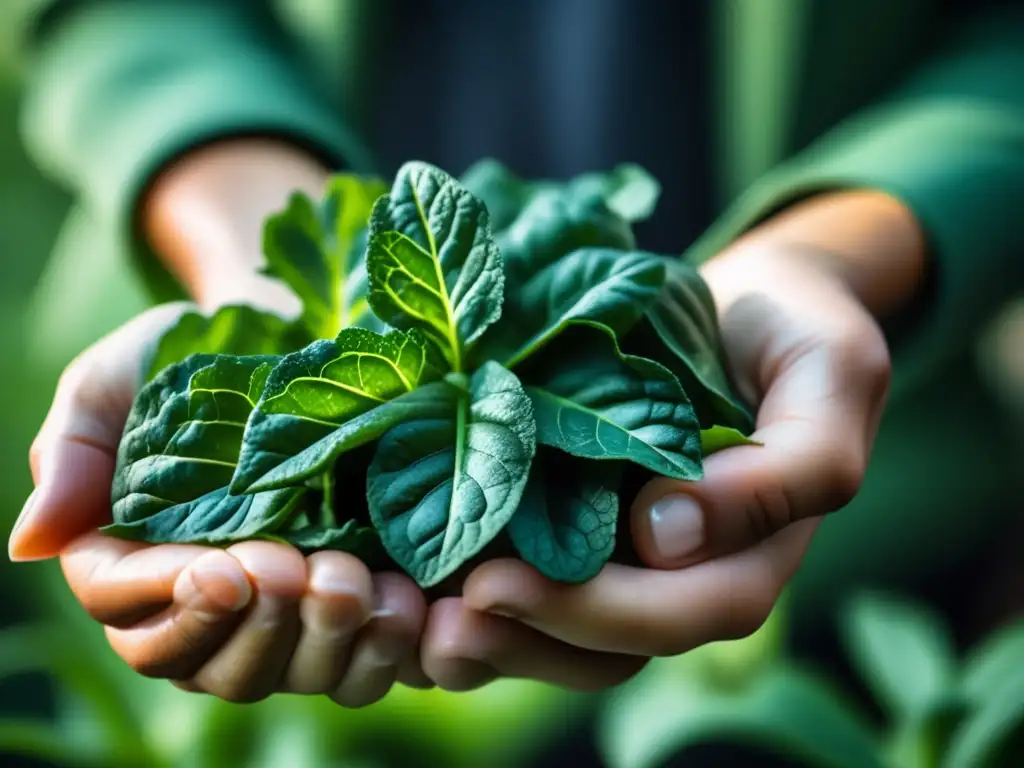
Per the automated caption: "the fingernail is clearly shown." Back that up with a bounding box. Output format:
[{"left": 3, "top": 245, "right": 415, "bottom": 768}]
[
  {"left": 649, "top": 494, "right": 705, "bottom": 561},
  {"left": 8, "top": 490, "right": 40, "bottom": 562},
  {"left": 183, "top": 553, "right": 253, "bottom": 613}
]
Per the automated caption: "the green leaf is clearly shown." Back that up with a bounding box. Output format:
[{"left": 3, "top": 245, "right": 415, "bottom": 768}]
[
  {"left": 479, "top": 248, "right": 665, "bottom": 368},
  {"left": 520, "top": 322, "right": 702, "bottom": 481},
  {"left": 962, "top": 620, "right": 1024, "bottom": 705},
  {"left": 944, "top": 666, "right": 1024, "bottom": 768},
  {"left": 627, "top": 258, "right": 754, "bottom": 432},
  {"left": 232, "top": 327, "right": 444, "bottom": 493},
  {"left": 599, "top": 664, "right": 885, "bottom": 768},
  {"left": 367, "top": 362, "right": 536, "bottom": 587},
  {"left": 282, "top": 517, "right": 385, "bottom": 560},
  {"left": 507, "top": 449, "right": 619, "bottom": 583},
  {"left": 106, "top": 355, "right": 310, "bottom": 545},
  {"left": 840, "top": 592, "right": 959, "bottom": 725},
  {"left": 366, "top": 161, "right": 505, "bottom": 371},
  {"left": 701, "top": 425, "right": 761, "bottom": 456},
  {"left": 262, "top": 173, "right": 386, "bottom": 337},
  {"left": 144, "top": 305, "right": 311, "bottom": 382},
  {"left": 496, "top": 189, "right": 635, "bottom": 281},
  {"left": 460, "top": 159, "right": 660, "bottom": 233}
]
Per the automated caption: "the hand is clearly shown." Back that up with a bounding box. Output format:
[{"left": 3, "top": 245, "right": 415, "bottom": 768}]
[
  {"left": 424, "top": 191, "right": 920, "bottom": 676},
  {"left": 8, "top": 304, "right": 427, "bottom": 706}
]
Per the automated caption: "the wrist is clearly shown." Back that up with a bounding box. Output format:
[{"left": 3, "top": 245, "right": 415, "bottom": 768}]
[
  {"left": 142, "top": 138, "right": 331, "bottom": 308},
  {"left": 708, "top": 190, "right": 928, "bottom": 320}
]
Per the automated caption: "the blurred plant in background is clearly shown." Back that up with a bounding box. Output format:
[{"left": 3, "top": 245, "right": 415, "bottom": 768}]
[{"left": 601, "top": 595, "right": 1024, "bottom": 768}]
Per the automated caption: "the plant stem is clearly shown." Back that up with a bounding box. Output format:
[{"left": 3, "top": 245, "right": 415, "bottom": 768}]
[{"left": 320, "top": 469, "right": 337, "bottom": 528}]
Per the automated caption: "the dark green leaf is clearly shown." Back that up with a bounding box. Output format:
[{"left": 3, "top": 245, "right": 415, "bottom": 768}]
[
  {"left": 701, "top": 425, "right": 761, "bottom": 456},
  {"left": 627, "top": 258, "right": 754, "bottom": 432},
  {"left": 232, "top": 327, "right": 444, "bottom": 493},
  {"left": 367, "top": 363, "right": 536, "bottom": 587},
  {"left": 106, "top": 355, "right": 308, "bottom": 545},
  {"left": 262, "top": 174, "right": 386, "bottom": 337},
  {"left": 508, "top": 449, "right": 619, "bottom": 583},
  {"left": 366, "top": 161, "right": 504, "bottom": 370},
  {"left": 280, "top": 517, "right": 385, "bottom": 561},
  {"left": 496, "top": 189, "right": 635, "bottom": 282},
  {"left": 144, "top": 305, "right": 311, "bottom": 382},
  {"left": 460, "top": 159, "right": 660, "bottom": 233},
  {"left": 520, "top": 322, "right": 702, "bottom": 481},
  {"left": 600, "top": 664, "right": 885, "bottom": 768},
  {"left": 840, "top": 592, "right": 958, "bottom": 725},
  {"left": 479, "top": 248, "right": 665, "bottom": 368}
]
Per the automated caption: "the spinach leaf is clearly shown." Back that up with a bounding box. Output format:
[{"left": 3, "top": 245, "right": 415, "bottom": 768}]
[
  {"left": 144, "top": 305, "right": 311, "bottom": 382},
  {"left": 497, "top": 189, "right": 635, "bottom": 282},
  {"left": 105, "top": 354, "right": 308, "bottom": 545},
  {"left": 262, "top": 173, "right": 387, "bottom": 337},
  {"left": 520, "top": 322, "right": 702, "bottom": 481},
  {"left": 460, "top": 159, "right": 660, "bottom": 233},
  {"left": 477, "top": 248, "right": 665, "bottom": 368},
  {"left": 367, "top": 362, "right": 536, "bottom": 587},
  {"left": 508, "top": 449, "right": 620, "bottom": 583},
  {"left": 701, "top": 425, "right": 761, "bottom": 456},
  {"left": 232, "top": 327, "right": 444, "bottom": 493},
  {"left": 627, "top": 258, "right": 755, "bottom": 433},
  {"left": 276, "top": 516, "right": 385, "bottom": 563},
  {"left": 366, "top": 161, "right": 505, "bottom": 371}
]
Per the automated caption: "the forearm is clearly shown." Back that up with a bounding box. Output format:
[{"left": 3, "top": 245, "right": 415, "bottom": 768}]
[
  {"left": 142, "top": 138, "right": 331, "bottom": 309},
  {"left": 703, "top": 190, "right": 929, "bottom": 322}
]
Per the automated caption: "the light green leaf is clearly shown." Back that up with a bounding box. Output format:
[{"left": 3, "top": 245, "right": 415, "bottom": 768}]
[
  {"left": 520, "top": 322, "right": 702, "bottom": 481},
  {"left": 106, "top": 355, "right": 309, "bottom": 545},
  {"left": 233, "top": 327, "right": 444, "bottom": 493},
  {"left": 508, "top": 449, "right": 619, "bottom": 583},
  {"left": 841, "top": 592, "right": 959, "bottom": 725},
  {"left": 144, "top": 305, "right": 312, "bottom": 382},
  {"left": 944, "top": 667, "right": 1024, "bottom": 768},
  {"left": 961, "top": 619, "right": 1024, "bottom": 705},
  {"left": 701, "top": 425, "right": 761, "bottom": 456},
  {"left": 262, "top": 173, "right": 386, "bottom": 337},
  {"left": 479, "top": 248, "right": 665, "bottom": 368},
  {"left": 367, "top": 362, "right": 536, "bottom": 587},
  {"left": 627, "top": 258, "right": 754, "bottom": 432},
  {"left": 600, "top": 664, "right": 885, "bottom": 768},
  {"left": 366, "top": 161, "right": 505, "bottom": 370}
]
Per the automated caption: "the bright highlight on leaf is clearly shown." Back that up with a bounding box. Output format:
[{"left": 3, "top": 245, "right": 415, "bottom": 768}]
[{"left": 107, "top": 160, "right": 757, "bottom": 587}]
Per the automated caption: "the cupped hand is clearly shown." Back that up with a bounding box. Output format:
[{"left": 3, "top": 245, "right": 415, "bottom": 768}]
[
  {"left": 434, "top": 240, "right": 892, "bottom": 669},
  {"left": 8, "top": 304, "right": 427, "bottom": 706}
]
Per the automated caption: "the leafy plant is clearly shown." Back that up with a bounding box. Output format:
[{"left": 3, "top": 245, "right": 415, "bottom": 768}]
[
  {"left": 599, "top": 592, "right": 1024, "bottom": 768},
  {"left": 100, "top": 160, "right": 756, "bottom": 588}
]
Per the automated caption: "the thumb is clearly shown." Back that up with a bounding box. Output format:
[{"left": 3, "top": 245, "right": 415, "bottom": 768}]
[{"left": 9, "top": 304, "right": 191, "bottom": 561}]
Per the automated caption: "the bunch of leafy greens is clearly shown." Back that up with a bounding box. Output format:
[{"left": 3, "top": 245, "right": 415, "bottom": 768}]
[{"left": 104, "top": 161, "right": 756, "bottom": 588}]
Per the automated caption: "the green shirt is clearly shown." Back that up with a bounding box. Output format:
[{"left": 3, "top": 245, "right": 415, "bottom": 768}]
[{"left": 17, "top": 0, "right": 1024, "bottom": 632}]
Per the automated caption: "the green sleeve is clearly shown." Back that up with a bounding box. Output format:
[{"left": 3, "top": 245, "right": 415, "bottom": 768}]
[
  {"left": 20, "top": 0, "right": 374, "bottom": 302},
  {"left": 688, "top": 8, "right": 1024, "bottom": 400}
]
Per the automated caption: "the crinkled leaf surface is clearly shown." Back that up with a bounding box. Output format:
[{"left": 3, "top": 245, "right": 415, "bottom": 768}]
[
  {"left": 233, "top": 327, "right": 443, "bottom": 493},
  {"left": 105, "top": 355, "right": 307, "bottom": 544},
  {"left": 496, "top": 189, "right": 635, "bottom": 282},
  {"left": 144, "top": 305, "right": 311, "bottom": 382},
  {"left": 508, "top": 449, "right": 619, "bottom": 583},
  {"left": 627, "top": 258, "right": 754, "bottom": 432},
  {"left": 367, "top": 362, "right": 536, "bottom": 587},
  {"left": 701, "top": 425, "right": 761, "bottom": 456},
  {"left": 477, "top": 248, "right": 664, "bottom": 367},
  {"left": 366, "top": 161, "right": 504, "bottom": 370},
  {"left": 262, "top": 173, "right": 386, "bottom": 337},
  {"left": 520, "top": 322, "right": 701, "bottom": 480}
]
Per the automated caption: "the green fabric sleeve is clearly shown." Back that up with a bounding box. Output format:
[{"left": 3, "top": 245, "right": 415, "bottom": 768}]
[
  {"left": 688, "top": 8, "right": 1024, "bottom": 400},
  {"left": 19, "top": 0, "right": 374, "bottom": 302}
]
